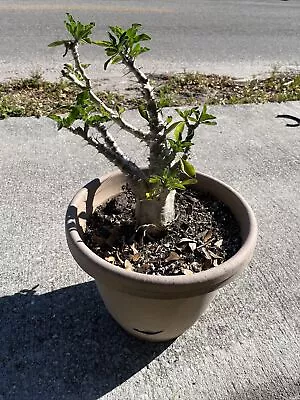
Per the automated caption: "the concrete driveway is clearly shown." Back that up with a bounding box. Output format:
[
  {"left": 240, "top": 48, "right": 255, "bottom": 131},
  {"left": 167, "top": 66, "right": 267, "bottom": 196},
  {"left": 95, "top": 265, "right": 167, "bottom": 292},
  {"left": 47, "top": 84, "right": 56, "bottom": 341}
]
[{"left": 0, "top": 101, "right": 299, "bottom": 399}]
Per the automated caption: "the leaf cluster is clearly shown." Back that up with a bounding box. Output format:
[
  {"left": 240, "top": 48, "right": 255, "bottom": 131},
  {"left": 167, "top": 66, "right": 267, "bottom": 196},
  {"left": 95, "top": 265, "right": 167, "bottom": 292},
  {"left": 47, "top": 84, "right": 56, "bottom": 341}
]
[
  {"left": 49, "top": 90, "right": 111, "bottom": 129},
  {"left": 145, "top": 105, "right": 216, "bottom": 197},
  {"left": 146, "top": 164, "right": 197, "bottom": 199},
  {"left": 94, "top": 24, "right": 151, "bottom": 69},
  {"left": 48, "top": 13, "right": 95, "bottom": 49}
]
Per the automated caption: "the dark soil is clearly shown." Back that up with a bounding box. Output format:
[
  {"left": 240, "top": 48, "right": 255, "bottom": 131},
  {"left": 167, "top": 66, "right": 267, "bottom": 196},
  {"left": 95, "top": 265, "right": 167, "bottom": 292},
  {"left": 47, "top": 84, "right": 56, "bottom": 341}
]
[{"left": 84, "top": 188, "right": 242, "bottom": 276}]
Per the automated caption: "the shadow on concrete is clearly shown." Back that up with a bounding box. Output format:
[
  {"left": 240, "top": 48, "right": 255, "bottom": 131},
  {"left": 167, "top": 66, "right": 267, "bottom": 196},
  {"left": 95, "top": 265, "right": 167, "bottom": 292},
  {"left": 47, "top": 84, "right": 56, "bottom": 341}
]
[
  {"left": 0, "top": 281, "right": 171, "bottom": 400},
  {"left": 276, "top": 114, "right": 300, "bottom": 127},
  {"left": 225, "top": 380, "right": 300, "bottom": 400}
]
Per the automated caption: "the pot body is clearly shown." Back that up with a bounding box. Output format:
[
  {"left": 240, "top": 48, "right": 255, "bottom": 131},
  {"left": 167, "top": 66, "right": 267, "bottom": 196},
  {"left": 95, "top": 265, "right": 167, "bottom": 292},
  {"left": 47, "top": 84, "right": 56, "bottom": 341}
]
[
  {"left": 96, "top": 281, "right": 217, "bottom": 341},
  {"left": 66, "top": 171, "right": 257, "bottom": 341}
]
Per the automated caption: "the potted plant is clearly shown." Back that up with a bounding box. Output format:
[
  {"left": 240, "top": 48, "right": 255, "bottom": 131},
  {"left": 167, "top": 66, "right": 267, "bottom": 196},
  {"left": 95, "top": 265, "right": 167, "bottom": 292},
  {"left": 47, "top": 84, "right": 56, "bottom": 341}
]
[{"left": 49, "top": 15, "right": 257, "bottom": 342}]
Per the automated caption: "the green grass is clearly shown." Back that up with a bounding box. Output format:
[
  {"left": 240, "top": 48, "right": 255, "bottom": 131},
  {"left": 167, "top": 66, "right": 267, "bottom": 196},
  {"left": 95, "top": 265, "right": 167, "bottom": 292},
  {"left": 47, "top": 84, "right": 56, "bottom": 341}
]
[
  {"left": 0, "top": 75, "right": 77, "bottom": 118},
  {"left": 0, "top": 71, "right": 299, "bottom": 119},
  {"left": 152, "top": 71, "right": 300, "bottom": 106}
]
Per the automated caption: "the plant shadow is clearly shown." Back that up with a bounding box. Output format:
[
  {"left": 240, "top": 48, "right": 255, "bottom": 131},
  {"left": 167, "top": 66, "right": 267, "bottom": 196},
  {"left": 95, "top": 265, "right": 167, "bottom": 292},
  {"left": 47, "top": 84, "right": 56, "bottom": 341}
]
[{"left": 0, "top": 281, "right": 172, "bottom": 400}]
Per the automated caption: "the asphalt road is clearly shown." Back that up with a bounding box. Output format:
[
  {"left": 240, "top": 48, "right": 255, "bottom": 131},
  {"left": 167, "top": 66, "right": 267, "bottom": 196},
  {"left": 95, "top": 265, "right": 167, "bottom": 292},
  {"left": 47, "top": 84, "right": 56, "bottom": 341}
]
[{"left": 0, "top": 0, "right": 299, "bottom": 81}]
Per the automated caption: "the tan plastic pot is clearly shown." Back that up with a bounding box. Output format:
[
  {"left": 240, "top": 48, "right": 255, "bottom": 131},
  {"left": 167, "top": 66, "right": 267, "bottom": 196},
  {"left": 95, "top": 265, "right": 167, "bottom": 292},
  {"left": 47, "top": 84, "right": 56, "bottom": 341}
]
[{"left": 65, "top": 171, "right": 257, "bottom": 342}]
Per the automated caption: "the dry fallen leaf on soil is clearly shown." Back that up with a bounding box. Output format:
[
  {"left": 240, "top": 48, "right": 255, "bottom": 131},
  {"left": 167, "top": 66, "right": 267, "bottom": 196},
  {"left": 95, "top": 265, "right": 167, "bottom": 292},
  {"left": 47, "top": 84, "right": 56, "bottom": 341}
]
[
  {"left": 190, "top": 262, "right": 201, "bottom": 272},
  {"left": 130, "top": 243, "right": 139, "bottom": 255},
  {"left": 125, "top": 259, "right": 134, "bottom": 271},
  {"left": 189, "top": 242, "right": 197, "bottom": 252},
  {"left": 105, "top": 256, "right": 116, "bottom": 263},
  {"left": 165, "top": 251, "right": 181, "bottom": 263},
  {"left": 203, "top": 229, "right": 213, "bottom": 243},
  {"left": 213, "top": 259, "right": 220, "bottom": 267},
  {"left": 116, "top": 251, "right": 124, "bottom": 265},
  {"left": 214, "top": 239, "right": 223, "bottom": 248},
  {"left": 202, "top": 247, "right": 212, "bottom": 260},
  {"left": 208, "top": 249, "right": 223, "bottom": 259},
  {"left": 179, "top": 238, "right": 197, "bottom": 245},
  {"left": 131, "top": 253, "right": 141, "bottom": 262},
  {"left": 182, "top": 268, "right": 194, "bottom": 275}
]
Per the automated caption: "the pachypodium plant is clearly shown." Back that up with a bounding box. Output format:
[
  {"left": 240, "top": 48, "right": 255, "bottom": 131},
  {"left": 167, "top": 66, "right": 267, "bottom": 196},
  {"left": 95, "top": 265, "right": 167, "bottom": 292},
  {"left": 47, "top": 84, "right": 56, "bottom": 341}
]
[{"left": 49, "top": 14, "right": 216, "bottom": 229}]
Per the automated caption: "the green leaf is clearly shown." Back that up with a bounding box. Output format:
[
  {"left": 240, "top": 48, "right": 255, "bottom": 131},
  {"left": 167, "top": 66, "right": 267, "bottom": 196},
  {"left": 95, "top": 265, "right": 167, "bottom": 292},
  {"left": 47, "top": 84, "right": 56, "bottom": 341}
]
[
  {"left": 200, "top": 104, "right": 216, "bottom": 123},
  {"left": 137, "top": 33, "right": 151, "bottom": 41},
  {"left": 169, "top": 181, "right": 186, "bottom": 190},
  {"left": 202, "top": 113, "right": 216, "bottom": 121},
  {"left": 138, "top": 46, "right": 150, "bottom": 55},
  {"left": 76, "top": 90, "right": 90, "bottom": 105},
  {"left": 175, "top": 108, "right": 186, "bottom": 119},
  {"left": 181, "top": 141, "right": 193, "bottom": 149},
  {"left": 48, "top": 40, "right": 68, "bottom": 47},
  {"left": 65, "top": 13, "right": 76, "bottom": 34},
  {"left": 131, "top": 23, "right": 142, "bottom": 28},
  {"left": 202, "top": 120, "right": 217, "bottom": 125},
  {"left": 181, "top": 178, "right": 198, "bottom": 186},
  {"left": 173, "top": 121, "right": 185, "bottom": 141},
  {"left": 165, "top": 120, "right": 182, "bottom": 135},
  {"left": 80, "top": 63, "right": 91, "bottom": 69},
  {"left": 48, "top": 114, "right": 63, "bottom": 129},
  {"left": 48, "top": 114, "right": 61, "bottom": 122},
  {"left": 92, "top": 40, "right": 111, "bottom": 46},
  {"left": 180, "top": 159, "right": 196, "bottom": 178},
  {"left": 63, "top": 63, "right": 74, "bottom": 72},
  {"left": 86, "top": 115, "right": 111, "bottom": 125},
  {"left": 131, "top": 43, "right": 141, "bottom": 56},
  {"left": 167, "top": 138, "right": 178, "bottom": 152},
  {"left": 104, "top": 57, "right": 113, "bottom": 70},
  {"left": 111, "top": 55, "right": 123, "bottom": 65},
  {"left": 116, "top": 105, "right": 125, "bottom": 115},
  {"left": 110, "top": 25, "right": 124, "bottom": 37},
  {"left": 63, "top": 106, "right": 81, "bottom": 127},
  {"left": 148, "top": 176, "right": 161, "bottom": 184},
  {"left": 64, "top": 14, "right": 95, "bottom": 42},
  {"left": 108, "top": 32, "right": 117, "bottom": 45},
  {"left": 126, "top": 24, "right": 141, "bottom": 38},
  {"left": 165, "top": 116, "right": 172, "bottom": 125},
  {"left": 105, "top": 47, "right": 118, "bottom": 56},
  {"left": 138, "top": 105, "right": 149, "bottom": 121},
  {"left": 119, "top": 31, "right": 128, "bottom": 44}
]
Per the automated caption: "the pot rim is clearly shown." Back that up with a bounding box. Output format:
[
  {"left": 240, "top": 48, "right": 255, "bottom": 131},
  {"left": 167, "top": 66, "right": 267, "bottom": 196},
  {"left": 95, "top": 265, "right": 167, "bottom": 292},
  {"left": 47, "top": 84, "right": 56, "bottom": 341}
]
[{"left": 66, "top": 170, "right": 257, "bottom": 289}]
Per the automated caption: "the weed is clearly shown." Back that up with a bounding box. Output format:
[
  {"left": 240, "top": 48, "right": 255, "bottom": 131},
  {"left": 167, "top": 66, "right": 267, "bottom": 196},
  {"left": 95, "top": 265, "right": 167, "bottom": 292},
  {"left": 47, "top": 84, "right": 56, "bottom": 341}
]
[{"left": 0, "top": 71, "right": 299, "bottom": 119}]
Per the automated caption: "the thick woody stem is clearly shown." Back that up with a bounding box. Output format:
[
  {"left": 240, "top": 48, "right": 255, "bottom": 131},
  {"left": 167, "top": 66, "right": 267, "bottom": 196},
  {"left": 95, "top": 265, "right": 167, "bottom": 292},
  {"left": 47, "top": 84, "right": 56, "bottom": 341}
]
[
  {"left": 123, "top": 58, "right": 171, "bottom": 175},
  {"left": 135, "top": 189, "right": 176, "bottom": 227},
  {"left": 68, "top": 43, "right": 150, "bottom": 143}
]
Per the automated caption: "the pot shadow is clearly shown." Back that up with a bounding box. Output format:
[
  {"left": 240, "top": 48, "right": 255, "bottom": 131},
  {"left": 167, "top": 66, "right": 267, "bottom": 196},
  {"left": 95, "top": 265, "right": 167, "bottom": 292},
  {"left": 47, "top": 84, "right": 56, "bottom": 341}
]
[{"left": 0, "top": 281, "right": 172, "bottom": 400}]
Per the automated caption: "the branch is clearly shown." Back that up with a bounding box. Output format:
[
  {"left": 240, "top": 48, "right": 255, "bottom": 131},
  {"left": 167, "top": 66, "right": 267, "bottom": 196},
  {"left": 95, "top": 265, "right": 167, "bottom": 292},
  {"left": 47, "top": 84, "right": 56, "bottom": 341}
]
[
  {"left": 67, "top": 43, "right": 150, "bottom": 143},
  {"left": 94, "top": 123, "right": 127, "bottom": 160},
  {"left": 68, "top": 125, "right": 146, "bottom": 181},
  {"left": 61, "top": 70, "right": 86, "bottom": 89},
  {"left": 123, "top": 58, "right": 164, "bottom": 136},
  {"left": 122, "top": 57, "right": 171, "bottom": 175}
]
